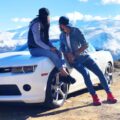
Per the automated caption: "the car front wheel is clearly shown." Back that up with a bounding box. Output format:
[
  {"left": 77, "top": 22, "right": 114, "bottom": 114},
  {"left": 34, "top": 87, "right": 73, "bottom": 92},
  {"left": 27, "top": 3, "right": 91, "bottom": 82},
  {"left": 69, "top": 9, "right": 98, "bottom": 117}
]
[{"left": 45, "top": 68, "right": 69, "bottom": 108}]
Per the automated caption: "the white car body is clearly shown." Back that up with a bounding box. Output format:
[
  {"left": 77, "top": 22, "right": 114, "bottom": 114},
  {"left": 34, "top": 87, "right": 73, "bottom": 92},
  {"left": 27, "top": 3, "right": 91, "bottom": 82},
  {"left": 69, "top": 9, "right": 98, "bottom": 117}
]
[{"left": 0, "top": 44, "right": 113, "bottom": 107}]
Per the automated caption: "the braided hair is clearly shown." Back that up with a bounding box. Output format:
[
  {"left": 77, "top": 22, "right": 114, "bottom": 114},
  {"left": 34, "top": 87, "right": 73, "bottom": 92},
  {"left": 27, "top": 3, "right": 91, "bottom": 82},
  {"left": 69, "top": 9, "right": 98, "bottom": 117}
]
[{"left": 38, "top": 8, "right": 50, "bottom": 45}]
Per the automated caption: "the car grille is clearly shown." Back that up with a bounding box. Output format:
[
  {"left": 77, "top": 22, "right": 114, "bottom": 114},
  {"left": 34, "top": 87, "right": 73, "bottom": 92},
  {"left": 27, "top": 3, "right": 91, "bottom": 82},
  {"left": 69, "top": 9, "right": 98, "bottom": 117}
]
[
  {"left": 0, "top": 67, "right": 12, "bottom": 73},
  {"left": 0, "top": 85, "right": 21, "bottom": 96}
]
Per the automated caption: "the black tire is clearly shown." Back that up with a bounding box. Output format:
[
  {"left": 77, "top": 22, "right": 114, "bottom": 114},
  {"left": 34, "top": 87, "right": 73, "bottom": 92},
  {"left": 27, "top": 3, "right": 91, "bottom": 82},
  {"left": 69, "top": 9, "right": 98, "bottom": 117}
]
[
  {"left": 104, "top": 63, "right": 113, "bottom": 86},
  {"left": 45, "top": 68, "right": 69, "bottom": 108}
]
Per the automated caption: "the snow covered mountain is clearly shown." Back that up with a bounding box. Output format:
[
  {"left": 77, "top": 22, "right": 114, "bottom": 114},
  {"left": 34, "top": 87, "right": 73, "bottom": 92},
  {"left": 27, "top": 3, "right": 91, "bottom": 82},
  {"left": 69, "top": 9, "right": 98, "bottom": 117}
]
[
  {"left": 0, "top": 26, "right": 28, "bottom": 52},
  {"left": 76, "top": 19, "right": 120, "bottom": 60},
  {"left": 0, "top": 19, "right": 120, "bottom": 60}
]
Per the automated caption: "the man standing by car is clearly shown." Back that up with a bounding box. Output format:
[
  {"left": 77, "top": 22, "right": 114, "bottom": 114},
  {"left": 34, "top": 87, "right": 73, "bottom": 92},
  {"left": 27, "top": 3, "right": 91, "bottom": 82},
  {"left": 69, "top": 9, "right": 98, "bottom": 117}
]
[
  {"left": 27, "top": 8, "right": 75, "bottom": 84},
  {"left": 59, "top": 16, "right": 117, "bottom": 106}
]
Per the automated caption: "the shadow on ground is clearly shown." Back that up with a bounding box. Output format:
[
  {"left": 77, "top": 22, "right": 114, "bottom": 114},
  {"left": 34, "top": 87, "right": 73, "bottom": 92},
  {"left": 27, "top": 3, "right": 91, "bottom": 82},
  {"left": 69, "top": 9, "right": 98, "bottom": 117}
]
[{"left": 0, "top": 86, "right": 103, "bottom": 120}]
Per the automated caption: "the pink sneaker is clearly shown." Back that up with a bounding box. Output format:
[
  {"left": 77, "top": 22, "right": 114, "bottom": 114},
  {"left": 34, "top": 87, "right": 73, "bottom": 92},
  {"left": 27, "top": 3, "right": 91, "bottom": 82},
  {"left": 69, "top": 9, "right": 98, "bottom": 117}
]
[
  {"left": 92, "top": 94, "right": 101, "bottom": 106},
  {"left": 107, "top": 92, "right": 117, "bottom": 103}
]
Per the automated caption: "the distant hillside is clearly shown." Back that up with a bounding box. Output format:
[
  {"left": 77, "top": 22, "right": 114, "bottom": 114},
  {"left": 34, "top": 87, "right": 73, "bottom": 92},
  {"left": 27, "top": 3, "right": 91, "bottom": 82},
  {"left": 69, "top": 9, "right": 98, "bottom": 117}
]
[{"left": 0, "top": 19, "right": 120, "bottom": 60}]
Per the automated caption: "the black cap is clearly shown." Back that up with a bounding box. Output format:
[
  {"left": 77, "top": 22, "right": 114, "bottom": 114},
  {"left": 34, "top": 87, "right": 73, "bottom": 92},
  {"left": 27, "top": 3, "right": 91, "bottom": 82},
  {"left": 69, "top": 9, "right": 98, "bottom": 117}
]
[
  {"left": 59, "top": 16, "right": 69, "bottom": 25},
  {"left": 38, "top": 8, "right": 49, "bottom": 17}
]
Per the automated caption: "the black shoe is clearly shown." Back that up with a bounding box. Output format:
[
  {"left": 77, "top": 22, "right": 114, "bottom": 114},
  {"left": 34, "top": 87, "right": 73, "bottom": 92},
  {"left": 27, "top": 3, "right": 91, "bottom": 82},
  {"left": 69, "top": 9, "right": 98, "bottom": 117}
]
[
  {"left": 66, "top": 75, "right": 76, "bottom": 84},
  {"left": 60, "top": 75, "right": 76, "bottom": 84}
]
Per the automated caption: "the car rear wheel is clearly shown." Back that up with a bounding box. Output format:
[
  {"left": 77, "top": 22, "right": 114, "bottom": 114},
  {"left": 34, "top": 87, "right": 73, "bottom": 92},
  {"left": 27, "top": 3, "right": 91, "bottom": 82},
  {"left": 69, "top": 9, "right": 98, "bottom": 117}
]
[
  {"left": 104, "top": 63, "right": 113, "bottom": 86},
  {"left": 45, "top": 68, "right": 69, "bottom": 108}
]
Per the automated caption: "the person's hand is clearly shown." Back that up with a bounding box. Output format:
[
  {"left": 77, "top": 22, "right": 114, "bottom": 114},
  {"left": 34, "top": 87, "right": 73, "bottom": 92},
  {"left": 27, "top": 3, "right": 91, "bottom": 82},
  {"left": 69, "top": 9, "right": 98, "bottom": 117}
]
[
  {"left": 66, "top": 53, "right": 75, "bottom": 64},
  {"left": 75, "top": 49, "right": 80, "bottom": 57},
  {"left": 50, "top": 47, "right": 57, "bottom": 52}
]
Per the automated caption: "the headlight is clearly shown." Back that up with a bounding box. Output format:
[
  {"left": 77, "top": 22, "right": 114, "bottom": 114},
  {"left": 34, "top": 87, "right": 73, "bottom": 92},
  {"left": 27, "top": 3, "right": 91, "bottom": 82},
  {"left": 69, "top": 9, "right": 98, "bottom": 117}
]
[{"left": 11, "top": 65, "right": 37, "bottom": 74}]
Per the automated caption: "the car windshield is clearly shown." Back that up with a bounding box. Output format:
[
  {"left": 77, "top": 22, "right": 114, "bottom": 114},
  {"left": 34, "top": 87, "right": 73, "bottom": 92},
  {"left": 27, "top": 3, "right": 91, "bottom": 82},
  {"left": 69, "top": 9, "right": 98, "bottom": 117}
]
[{"left": 87, "top": 43, "right": 96, "bottom": 52}]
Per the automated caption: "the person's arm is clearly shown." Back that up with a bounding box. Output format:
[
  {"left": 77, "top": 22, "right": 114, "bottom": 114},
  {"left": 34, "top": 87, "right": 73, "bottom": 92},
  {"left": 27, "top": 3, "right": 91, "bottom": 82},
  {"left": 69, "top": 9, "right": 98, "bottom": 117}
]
[
  {"left": 48, "top": 41, "right": 58, "bottom": 52},
  {"left": 75, "top": 44, "right": 88, "bottom": 55},
  {"left": 75, "top": 28, "right": 88, "bottom": 55},
  {"left": 31, "top": 22, "right": 51, "bottom": 50},
  {"left": 60, "top": 35, "right": 66, "bottom": 53}
]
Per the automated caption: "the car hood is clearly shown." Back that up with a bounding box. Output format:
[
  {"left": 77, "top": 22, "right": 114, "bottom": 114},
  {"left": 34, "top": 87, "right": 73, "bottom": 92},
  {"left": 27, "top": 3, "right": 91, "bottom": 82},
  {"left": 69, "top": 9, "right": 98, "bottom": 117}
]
[{"left": 0, "top": 51, "right": 47, "bottom": 67}]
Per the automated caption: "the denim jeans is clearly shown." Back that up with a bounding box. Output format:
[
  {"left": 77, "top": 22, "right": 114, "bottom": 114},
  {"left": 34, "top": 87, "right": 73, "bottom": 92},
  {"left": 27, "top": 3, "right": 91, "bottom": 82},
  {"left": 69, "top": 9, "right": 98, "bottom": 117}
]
[
  {"left": 30, "top": 48, "right": 63, "bottom": 70},
  {"left": 73, "top": 55, "right": 111, "bottom": 95}
]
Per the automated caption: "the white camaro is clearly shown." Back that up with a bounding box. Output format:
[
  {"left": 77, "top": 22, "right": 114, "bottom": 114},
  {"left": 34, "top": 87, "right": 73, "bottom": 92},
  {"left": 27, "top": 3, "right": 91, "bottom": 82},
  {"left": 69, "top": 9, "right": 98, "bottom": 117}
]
[{"left": 0, "top": 41, "right": 113, "bottom": 108}]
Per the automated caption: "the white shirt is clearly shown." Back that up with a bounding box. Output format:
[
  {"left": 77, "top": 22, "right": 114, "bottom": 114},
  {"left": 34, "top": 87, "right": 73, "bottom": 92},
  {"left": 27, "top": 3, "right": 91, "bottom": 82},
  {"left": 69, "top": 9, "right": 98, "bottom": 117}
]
[{"left": 66, "top": 34, "right": 72, "bottom": 50}]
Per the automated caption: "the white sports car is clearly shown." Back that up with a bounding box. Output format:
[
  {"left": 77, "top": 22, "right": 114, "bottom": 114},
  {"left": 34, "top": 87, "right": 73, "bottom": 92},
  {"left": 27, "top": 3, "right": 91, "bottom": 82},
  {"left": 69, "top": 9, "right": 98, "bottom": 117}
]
[{"left": 0, "top": 41, "right": 113, "bottom": 108}]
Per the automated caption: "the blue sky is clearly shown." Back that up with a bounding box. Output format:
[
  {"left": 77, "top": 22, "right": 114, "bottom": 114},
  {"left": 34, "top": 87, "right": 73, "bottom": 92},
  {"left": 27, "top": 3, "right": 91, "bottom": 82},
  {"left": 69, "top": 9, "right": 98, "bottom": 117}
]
[{"left": 1, "top": 0, "right": 120, "bottom": 31}]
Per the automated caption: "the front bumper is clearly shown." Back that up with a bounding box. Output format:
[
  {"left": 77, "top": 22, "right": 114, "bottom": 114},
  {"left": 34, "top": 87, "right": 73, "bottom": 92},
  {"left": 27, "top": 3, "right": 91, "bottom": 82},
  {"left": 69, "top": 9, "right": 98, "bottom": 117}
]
[{"left": 0, "top": 71, "right": 49, "bottom": 103}]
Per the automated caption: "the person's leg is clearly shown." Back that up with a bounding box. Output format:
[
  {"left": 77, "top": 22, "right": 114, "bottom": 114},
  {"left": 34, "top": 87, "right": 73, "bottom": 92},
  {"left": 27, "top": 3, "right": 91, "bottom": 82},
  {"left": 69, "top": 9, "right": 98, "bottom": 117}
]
[
  {"left": 30, "top": 48, "right": 63, "bottom": 70},
  {"left": 30, "top": 48, "right": 76, "bottom": 84},
  {"left": 83, "top": 57, "right": 111, "bottom": 93},
  {"left": 83, "top": 57, "right": 117, "bottom": 103},
  {"left": 73, "top": 62, "right": 96, "bottom": 95},
  {"left": 73, "top": 62, "right": 101, "bottom": 105},
  {"left": 55, "top": 49, "right": 62, "bottom": 59}
]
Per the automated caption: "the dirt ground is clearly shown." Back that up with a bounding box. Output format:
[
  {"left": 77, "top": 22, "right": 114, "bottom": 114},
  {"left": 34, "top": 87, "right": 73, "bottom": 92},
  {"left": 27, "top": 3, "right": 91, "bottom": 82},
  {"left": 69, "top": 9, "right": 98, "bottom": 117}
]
[{"left": 0, "top": 62, "right": 120, "bottom": 120}]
